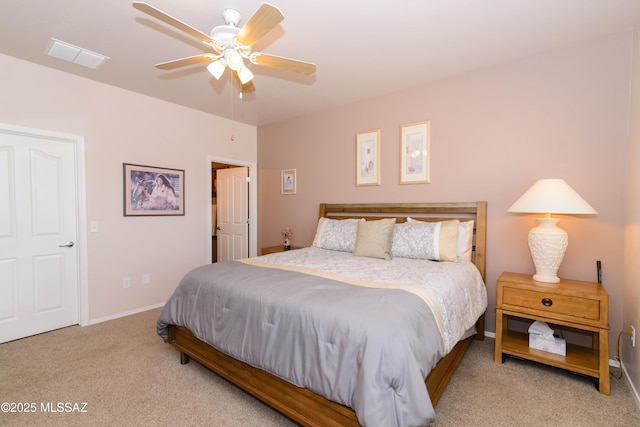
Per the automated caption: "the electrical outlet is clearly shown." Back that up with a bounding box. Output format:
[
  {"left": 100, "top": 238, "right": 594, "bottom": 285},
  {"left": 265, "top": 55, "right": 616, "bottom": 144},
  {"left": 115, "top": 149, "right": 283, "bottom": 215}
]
[
  {"left": 632, "top": 326, "right": 636, "bottom": 347},
  {"left": 142, "top": 273, "right": 151, "bottom": 285},
  {"left": 122, "top": 277, "right": 131, "bottom": 289}
]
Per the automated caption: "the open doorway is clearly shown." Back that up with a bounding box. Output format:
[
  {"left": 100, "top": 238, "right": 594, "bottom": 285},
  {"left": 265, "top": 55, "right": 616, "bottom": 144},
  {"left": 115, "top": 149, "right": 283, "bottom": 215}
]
[
  {"left": 210, "top": 162, "right": 225, "bottom": 262},
  {"left": 210, "top": 158, "right": 257, "bottom": 263},
  {"left": 211, "top": 161, "right": 237, "bottom": 263}
]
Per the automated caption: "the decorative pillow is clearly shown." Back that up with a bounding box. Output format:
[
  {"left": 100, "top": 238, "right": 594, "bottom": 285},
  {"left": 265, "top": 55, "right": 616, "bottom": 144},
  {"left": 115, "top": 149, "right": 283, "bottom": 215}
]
[
  {"left": 312, "top": 217, "right": 362, "bottom": 252},
  {"left": 353, "top": 218, "right": 396, "bottom": 260},
  {"left": 392, "top": 219, "right": 459, "bottom": 262},
  {"left": 457, "top": 220, "right": 474, "bottom": 261},
  {"left": 404, "top": 217, "right": 473, "bottom": 261}
]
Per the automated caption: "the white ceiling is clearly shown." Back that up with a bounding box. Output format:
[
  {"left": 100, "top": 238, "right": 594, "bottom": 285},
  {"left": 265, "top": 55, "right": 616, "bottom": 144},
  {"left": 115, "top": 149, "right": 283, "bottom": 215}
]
[{"left": 1, "top": 0, "right": 639, "bottom": 126}]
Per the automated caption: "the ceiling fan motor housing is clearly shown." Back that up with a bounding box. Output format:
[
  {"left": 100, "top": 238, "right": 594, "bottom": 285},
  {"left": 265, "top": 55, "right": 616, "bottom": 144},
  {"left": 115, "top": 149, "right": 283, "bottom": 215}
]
[
  {"left": 209, "top": 25, "right": 239, "bottom": 47},
  {"left": 210, "top": 8, "right": 241, "bottom": 48}
]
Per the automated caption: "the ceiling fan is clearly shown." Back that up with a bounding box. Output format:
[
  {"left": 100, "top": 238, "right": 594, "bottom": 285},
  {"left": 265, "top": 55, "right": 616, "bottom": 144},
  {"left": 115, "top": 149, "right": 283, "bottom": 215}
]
[{"left": 132, "top": 2, "right": 316, "bottom": 94}]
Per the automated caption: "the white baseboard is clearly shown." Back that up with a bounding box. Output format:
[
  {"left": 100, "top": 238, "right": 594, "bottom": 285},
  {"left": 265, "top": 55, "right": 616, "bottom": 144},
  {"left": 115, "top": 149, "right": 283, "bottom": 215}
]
[
  {"left": 83, "top": 302, "right": 165, "bottom": 326},
  {"left": 622, "top": 362, "right": 640, "bottom": 410}
]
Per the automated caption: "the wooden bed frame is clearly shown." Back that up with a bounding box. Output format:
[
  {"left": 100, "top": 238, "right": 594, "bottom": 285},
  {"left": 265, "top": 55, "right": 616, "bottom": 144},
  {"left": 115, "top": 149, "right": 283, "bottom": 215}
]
[{"left": 167, "top": 202, "right": 487, "bottom": 426}]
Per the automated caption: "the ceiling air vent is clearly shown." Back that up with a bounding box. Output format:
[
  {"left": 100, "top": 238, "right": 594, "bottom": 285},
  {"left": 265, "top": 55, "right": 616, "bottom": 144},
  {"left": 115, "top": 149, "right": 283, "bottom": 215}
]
[{"left": 46, "top": 38, "right": 109, "bottom": 70}]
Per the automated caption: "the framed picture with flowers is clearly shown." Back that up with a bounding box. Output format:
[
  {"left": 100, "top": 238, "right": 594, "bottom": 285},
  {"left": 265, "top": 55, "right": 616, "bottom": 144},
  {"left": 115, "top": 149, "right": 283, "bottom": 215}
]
[
  {"left": 400, "top": 121, "right": 431, "bottom": 184},
  {"left": 356, "top": 129, "right": 381, "bottom": 186}
]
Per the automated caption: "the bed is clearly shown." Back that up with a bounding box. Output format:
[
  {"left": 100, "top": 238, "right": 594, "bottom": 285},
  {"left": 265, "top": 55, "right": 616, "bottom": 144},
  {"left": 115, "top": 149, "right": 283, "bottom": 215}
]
[{"left": 158, "top": 202, "right": 487, "bottom": 426}]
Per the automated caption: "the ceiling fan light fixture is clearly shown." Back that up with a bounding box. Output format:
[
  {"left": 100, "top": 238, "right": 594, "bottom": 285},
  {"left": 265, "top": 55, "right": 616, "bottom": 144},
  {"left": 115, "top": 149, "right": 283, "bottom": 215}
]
[
  {"left": 133, "top": 2, "right": 316, "bottom": 93},
  {"left": 224, "top": 49, "right": 244, "bottom": 71},
  {"left": 237, "top": 65, "right": 254, "bottom": 84},
  {"left": 206, "top": 59, "right": 226, "bottom": 79}
]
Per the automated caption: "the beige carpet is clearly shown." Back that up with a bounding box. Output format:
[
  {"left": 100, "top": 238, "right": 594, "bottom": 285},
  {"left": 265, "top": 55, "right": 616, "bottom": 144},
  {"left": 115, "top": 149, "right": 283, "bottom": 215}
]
[{"left": 1, "top": 308, "right": 639, "bottom": 427}]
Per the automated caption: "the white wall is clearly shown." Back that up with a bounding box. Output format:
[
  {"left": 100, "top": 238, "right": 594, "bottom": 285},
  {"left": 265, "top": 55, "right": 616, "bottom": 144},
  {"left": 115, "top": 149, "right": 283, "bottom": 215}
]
[{"left": 0, "top": 53, "right": 257, "bottom": 322}]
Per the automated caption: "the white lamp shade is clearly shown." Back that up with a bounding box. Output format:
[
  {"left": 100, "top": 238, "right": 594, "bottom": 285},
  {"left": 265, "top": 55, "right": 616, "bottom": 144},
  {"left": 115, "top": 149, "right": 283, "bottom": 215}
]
[
  {"left": 236, "top": 65, "right": 254, "bottom": 84},
  {"left": 508, "top": 179, "right": 597, "bottom": 215},
  {"left": 206, "top": 59, "right": 226, "bottom": 80}
]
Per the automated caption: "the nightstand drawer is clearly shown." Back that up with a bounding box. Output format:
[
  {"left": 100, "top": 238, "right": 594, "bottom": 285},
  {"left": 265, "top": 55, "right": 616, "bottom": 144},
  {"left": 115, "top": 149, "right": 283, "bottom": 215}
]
[{"left": 503, "top": 287, "right": 600, "bottom": 321}]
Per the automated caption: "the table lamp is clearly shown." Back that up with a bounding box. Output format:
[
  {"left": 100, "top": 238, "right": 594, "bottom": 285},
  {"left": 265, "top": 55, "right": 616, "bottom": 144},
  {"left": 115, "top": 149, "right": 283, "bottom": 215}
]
[{"left": 507, "top": 179, "right": 597, "bottom": 283}]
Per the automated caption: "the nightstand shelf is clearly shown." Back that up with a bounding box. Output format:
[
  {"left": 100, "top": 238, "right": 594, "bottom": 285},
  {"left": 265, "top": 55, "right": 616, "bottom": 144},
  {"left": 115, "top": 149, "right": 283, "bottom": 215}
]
[
  {"left": 501, "top": 328, "right": 600, "bottom": 377},
  {"left": 495, "top": 272, "right": 610, "bottom": 395}
]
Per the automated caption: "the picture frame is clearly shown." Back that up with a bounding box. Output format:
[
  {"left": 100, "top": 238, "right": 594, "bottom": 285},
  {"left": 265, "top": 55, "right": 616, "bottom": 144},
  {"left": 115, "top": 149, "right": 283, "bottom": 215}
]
[
  {"left": 400, "top": 121, "right": 431, "bottom": 184},
  {"left": 356, "top": 129, "right": 381, "bottom": 186},
  {"left": 123, "top": 163, "right": 185, "bottom": 216},
  {"left": 281, "top": 169, "right": 297, "bottom": 195}
]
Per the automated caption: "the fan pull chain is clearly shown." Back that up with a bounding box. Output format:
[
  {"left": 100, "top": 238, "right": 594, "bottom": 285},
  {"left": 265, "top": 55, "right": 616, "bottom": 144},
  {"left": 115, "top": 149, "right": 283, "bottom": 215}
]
[{"left": 230, "top": 73, "right": 235, "bottom": 141}]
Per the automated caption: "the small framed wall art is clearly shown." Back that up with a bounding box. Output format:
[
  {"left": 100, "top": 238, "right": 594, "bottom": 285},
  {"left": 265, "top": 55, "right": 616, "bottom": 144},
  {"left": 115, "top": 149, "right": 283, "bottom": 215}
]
[
  {"left": 400, "top": 121, "right": 431, "bottom": 184},
  {"left": 356, "top": 129, "right": 381, "bottom": 186},
  {"left": 123, "top": 163, "right": 185, "bottom": 216},
  {"left": 281, "top": 169, "right": 297, "bottom": 194}
]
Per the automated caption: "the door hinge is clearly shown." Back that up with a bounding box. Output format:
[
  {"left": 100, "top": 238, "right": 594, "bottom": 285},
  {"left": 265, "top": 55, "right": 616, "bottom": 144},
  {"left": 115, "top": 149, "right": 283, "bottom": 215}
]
[
  {"left": 246, "top": 176, "right": 251, "bottom": 183},
  {"left": 246, "top": 218, "right": 251, "bottom": 224}
]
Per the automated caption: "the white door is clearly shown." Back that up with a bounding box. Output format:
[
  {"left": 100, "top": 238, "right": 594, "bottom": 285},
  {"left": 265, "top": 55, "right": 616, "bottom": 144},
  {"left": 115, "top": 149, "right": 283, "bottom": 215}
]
[
  {"left": 0, "top": 128, "right": 79, "bottom": 343},
  {"left": 217, "top": 167, "right": 249, "bottom": 261}
]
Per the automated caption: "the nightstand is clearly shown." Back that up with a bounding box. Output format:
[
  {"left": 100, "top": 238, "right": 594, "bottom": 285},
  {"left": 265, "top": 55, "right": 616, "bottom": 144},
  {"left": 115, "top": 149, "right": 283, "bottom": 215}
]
[
  {"left": 260, "top": 245, "right": 302, "bottom": 255},
  {"left": 494, "top": 272, "right": 610, "bottom": 395}
]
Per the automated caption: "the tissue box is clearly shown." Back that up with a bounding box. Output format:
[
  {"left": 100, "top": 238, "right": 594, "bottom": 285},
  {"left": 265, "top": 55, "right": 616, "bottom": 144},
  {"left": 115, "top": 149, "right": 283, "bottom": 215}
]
[{"left": 529, "top": 334, "right": 566, "bottom": 356}]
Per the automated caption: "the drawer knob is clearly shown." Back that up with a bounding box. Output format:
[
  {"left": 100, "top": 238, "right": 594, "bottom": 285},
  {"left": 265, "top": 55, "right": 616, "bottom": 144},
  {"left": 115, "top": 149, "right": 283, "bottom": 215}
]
[{"left": 541, "top": 298, "right": 553, "bottom": 307}]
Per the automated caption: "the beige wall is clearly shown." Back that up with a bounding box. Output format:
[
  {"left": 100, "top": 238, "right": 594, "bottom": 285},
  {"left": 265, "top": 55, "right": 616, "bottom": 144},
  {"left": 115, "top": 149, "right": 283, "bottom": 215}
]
[
  {"left": 0, "top": 53, "right": 257, "bottom": 322},
  {"left": 624, "top": 24, "right": 640, "bottom": 398},
  {"left": 258, "top": 32, "right": 632, "bottom": 362}
]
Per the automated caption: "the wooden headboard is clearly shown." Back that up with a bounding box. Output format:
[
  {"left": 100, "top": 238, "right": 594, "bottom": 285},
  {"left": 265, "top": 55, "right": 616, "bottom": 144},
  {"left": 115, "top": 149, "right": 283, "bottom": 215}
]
[{"left": 318, "top": 202, "right": 487, "bottom": 281}]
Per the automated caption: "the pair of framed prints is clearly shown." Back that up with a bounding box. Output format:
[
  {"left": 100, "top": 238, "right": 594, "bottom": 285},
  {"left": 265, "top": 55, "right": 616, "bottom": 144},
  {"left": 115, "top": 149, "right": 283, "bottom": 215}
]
[{"left": 356, "top": 121, "right": 430, "bottom": 186}]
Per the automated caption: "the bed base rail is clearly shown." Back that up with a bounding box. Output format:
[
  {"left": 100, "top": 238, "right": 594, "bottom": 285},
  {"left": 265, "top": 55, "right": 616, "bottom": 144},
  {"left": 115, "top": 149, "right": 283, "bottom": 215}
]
[{"left": 168, "top": 325, "right": 473, "bottom": 426}]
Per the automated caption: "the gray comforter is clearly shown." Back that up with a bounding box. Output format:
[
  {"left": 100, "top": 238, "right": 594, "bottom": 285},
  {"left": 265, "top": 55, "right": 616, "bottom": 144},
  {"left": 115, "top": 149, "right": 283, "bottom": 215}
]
[{"left": 157, "top": 260, "right": 445, "bottom": 426}]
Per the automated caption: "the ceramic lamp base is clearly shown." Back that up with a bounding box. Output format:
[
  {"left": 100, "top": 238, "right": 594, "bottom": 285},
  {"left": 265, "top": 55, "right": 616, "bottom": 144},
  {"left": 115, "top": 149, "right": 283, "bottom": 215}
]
[{"left": 528, "top": 217, "right": 568, "bottom": 284}]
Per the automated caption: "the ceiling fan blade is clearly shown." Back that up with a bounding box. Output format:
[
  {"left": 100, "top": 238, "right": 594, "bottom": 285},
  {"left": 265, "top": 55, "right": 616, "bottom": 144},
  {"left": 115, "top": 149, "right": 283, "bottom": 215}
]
[
  {"left": 232, "top": 71, "right": 256, "bottom": 93},
  {"left": 241, "top": 80, "right": 256, "bottom": 93},
  {"left": 133, "top": 1, "right": 212, "bottom": 43},
  {"left": 253, "top": 53, "right": 316, "bottom": 75},
  {"left": 155, "top": 55, "right": 215, "bottom": 70},
  {"left": 236, "top": 3, "right": 284, "bottom": 47}
]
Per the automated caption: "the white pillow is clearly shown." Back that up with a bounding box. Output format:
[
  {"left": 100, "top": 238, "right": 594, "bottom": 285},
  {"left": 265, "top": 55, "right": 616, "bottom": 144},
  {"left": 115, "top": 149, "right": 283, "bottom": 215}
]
[
  {"left": 457, "top": 220, "right": 474, "bottom": 261},
  {"left": 405, "top": 217, "right": 474, "bottom": 261},
  {"left": 391, "top": 219, "right": 459, "bottom": 261},
  {"left": 312, "top": 217, "right": 363, "bottom": 252}
]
